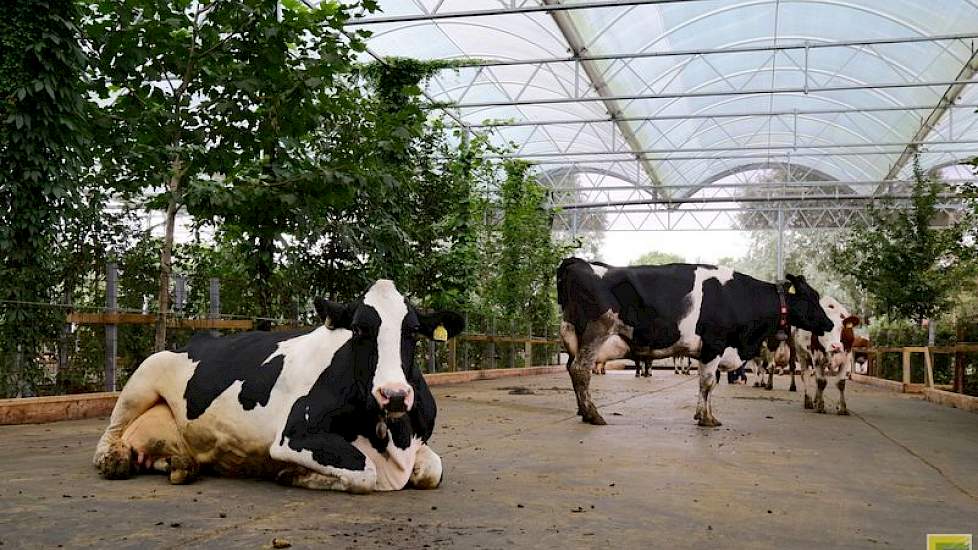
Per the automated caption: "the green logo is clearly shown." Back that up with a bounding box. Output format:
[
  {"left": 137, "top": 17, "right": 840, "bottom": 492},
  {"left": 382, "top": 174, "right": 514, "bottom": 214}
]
[{"left": 928, "top": 534, "right": 973, "bottom": 550}]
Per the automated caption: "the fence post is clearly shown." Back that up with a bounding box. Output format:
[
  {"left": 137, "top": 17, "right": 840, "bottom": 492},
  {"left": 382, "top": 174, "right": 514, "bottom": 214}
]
[
  {"left": 58, "top": 288, "right": 72, "bottom": 382},
  {"left": 902, "top": 349, "right": 911, "bottom": 387},
  {"left": 872, "top": 349, "right": 881, "bottom": 378},
  {"left": 462, "top": 313, "right": 468, "bottom": 371},
  {"left": 428, "top": 340, "right": 437, "bottom": 374},
  {"left": 525, "top": 325, "right": 533, "bottom": 368},
  {"left": 924, "top": 347, "right": 934, "bottom": 388},
  {"left": 209, "top": 278, "right": 220, "bottom": 337},
  {"left": 448, "top": 337, "right": 457, "bottom": 372},
  {"left": 174, "top": 275, "right": 186, "bottom": 315},
  {"left": 509, "top": 319, "right": 516, "bottom": 370},
  {"left": 105, "top": 262, "right": 118, "bottom": 392},
  {"left": 489, "top": 317, "right": 496, "bottom": 370},
  {"left": 954, "top": 325, "right": 965, "bottom": 393}
]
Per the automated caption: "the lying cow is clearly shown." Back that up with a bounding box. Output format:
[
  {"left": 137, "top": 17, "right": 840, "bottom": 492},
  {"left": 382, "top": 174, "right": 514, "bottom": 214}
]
[
  {"left": 557, "top": 258, "right": 838, "bottom": 426},
  {"left": 93, "top": 280, "right": 463, "bottom": 493}
]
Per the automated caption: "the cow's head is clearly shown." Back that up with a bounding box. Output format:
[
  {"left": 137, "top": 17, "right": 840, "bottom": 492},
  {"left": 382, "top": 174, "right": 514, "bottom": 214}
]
[
  {"left": 314, "top": 280, "right": 464, "bottom": 418},
  {"left": 815, "top": 297, "right": 858, "bottom": 370},
  {"left": 784, "top": 274, "right": 834, "bottom": 338}
]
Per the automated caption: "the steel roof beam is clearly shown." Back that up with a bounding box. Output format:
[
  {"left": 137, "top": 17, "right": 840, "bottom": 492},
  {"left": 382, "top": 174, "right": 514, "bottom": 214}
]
[
  {"left": 346, "top": 0, "right": 713, "bottom": 26},
  {"left": 460, "top": 102, "right": 978, "bottom": 128},
  {"left": 541, "top": 0, "right": 661, "bottom": 192},
  {"left": 435, "top": 32, "right": 978, "bottom": 69},
  {"left": 546, "top": 178, "right": 977, "bottom": 192},
  {"left": 449, "top": 78, "right": 978, "bottom": 109},
  {"left": 527, "top": 148, "right": 978, "bottom": 163},
  {"left": 884, "top": 49, "right": 978, "bottom": 181},
  {"left": 489, "top": 138, "right": 978, "bottom": 159},
  {"left": 559, "top": 192, "right": 967, "bottom": 209}
]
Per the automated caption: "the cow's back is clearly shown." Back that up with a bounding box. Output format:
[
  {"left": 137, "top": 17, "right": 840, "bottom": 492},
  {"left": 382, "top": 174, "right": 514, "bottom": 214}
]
[{"left": 146, "top": 327, "right": 353, "bottom": 470}]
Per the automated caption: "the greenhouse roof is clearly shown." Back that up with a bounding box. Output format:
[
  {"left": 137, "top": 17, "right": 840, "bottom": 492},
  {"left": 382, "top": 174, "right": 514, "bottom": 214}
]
[{"left": 346, "top": 0, "right": 978, "bottom": 230}]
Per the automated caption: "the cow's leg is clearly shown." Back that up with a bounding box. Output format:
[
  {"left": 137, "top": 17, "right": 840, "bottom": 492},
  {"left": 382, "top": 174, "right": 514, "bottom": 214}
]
[
  {"left": 566, "top": 355, "right": 587, "bottom": 417},
  {"left": 569, "top": 355, "right": 605, "bottom": 425},
  {"left": 409, "top": 444, "right": 443, "bottom": 490},
  {"left": 800, "top": 358, "right": 814, "bottom": 409},
  {"left": 120, "top": 403, "right": 198, "bottom": 485},
  {"left": 695, "top": 357, "right": 722, "bottom": 427},
  {"left": 814, "top": 364, "right": 828, "bottom": 414},
  {"left": 766, "top": 359, "right": 775, "bottom": 391},
  {"left": 789, "top": 359, "right": 797, "bottom": 392},
  {"left": 271, "top": 433, "right": 377, "bottom": 493},
  {"left": 752, "top": 359, "right": 764, "bottom": 387},
  {"left": 94, "top": 354, "right": 174, "bottom": 480},
  {"left": 836, "top": 378, "right": 849, "bottom": 415}
]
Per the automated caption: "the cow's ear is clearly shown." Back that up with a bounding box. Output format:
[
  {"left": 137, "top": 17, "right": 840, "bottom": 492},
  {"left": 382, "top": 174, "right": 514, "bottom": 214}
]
[
  {"left": 784, "top": 273, "right": 802, "bottom": 295},
  {"left": 843, "top": 315, "right": 861, "bottom": 328},
  {"left": 314, "top": 298, "right": 352, "bottom": 329},
  {"left": 418, "top": 311, "right": 465, "bottom": 341}
]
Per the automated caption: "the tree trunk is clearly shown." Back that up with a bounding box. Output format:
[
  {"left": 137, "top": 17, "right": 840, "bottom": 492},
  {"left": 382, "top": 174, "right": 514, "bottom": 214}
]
[
  {"left": 255, "top": 231, "right": 275, "bottom": 330},
  {"left": 154, "top": 158, "right": 183, "bottom": 352}
]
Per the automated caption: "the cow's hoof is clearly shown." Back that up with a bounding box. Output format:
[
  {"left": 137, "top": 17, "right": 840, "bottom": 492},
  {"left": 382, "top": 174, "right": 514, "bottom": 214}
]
[
  {"left": 765, "top": 384, "right": 773, "bottom": 391},
  {"left": 96, "top": 442, "right": 133, "bottom": 480},
  {"left": 697, "top": 417, "right": 722, "bottom": 428},
  {"left": 815, "top": 404, "right": 826, "bottom": 414},
  {"left": 838, "top": 408, "right": 850, "bottom": 416},
  {"left": 753, "top": 382, "right": 761, "bottom": 388},
  {"left": 168, "top": 456, "right": 198, "bottom": 485},
  {"left": 582, "top": 409, "right": 607, "bottom": 425},
  {"left": 803, "top": 396, "right": 813, "bottom": 409},
  {"left": 789, "top": 385, "right": 797, "bottom": 392}
]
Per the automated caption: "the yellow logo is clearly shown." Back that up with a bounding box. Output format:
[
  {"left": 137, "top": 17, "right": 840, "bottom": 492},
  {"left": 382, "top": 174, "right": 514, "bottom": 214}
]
[{"left": 928, "top": 534, "right": 973, "bottom": 550}]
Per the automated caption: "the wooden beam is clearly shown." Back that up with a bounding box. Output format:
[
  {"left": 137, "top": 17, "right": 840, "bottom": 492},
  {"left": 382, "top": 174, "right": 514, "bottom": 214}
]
[{"left": 68, "top": 312, "right": 252, "bottom": 330}]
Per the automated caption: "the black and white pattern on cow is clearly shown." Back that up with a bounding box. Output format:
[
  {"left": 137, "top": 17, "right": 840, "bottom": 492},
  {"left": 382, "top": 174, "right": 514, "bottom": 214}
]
[
  {"left": 93, "top": 279, "right": 462, "bottom": 493},
  {"left": 557, "top": 258, "right": 837, "bottom": 427},
  {"left": 182, "top": 329, "right": 312, "bottom": 420}
]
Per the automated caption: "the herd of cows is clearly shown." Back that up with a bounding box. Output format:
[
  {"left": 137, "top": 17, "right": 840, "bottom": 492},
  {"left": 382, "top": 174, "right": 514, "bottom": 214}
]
[{"left": 92, "top": 259, "right": 870, "bottom": 494}]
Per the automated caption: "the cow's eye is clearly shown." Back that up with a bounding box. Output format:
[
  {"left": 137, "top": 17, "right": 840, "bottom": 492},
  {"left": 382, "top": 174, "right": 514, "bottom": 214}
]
[{"left": 352, "top": 326, "right": 364, "bottom": 339}]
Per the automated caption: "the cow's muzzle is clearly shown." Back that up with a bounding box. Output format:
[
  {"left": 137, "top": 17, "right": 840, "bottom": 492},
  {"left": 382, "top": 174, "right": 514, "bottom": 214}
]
[{"left": 378, "top": 386, "right": 413, "bottom": 418}]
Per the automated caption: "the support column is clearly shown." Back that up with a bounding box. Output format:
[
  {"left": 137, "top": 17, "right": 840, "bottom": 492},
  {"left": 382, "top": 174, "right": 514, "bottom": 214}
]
[
  {"left": 209, "top": 278, "right": 220, "bottom": 337},
  {"left": 105, "top": 263, "right": 118, "bottom": 392}
]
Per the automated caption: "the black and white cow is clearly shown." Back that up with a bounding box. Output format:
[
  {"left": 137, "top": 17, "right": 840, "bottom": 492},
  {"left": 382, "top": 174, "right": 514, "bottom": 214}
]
[
  {"left": 93, "top": 280, "right": 463, "bottom": 493},
  {"left": 557, "top": 258, "right": 839, "bottom": 426}
]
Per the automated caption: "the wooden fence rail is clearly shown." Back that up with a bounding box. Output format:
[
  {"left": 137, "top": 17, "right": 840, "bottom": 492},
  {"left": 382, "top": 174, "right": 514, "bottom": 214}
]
[{"left": 851, "top": 343, "right": 978, "bottom": 394}]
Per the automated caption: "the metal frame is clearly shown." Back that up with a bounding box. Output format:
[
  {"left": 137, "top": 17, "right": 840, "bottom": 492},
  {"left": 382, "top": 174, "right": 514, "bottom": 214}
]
[{"left": 351, "top": 0, "right": 978, "bottom": 232}]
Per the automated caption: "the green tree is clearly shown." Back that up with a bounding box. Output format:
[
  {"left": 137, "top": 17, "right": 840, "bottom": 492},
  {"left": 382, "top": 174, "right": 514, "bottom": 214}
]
[
  {"left": 830, "top": 159, "right": 977, "bottom": 322},
  {"left": 85, "top": 0, "right": 368, "bottom": 347},
  {"left": 1, "top": 0, "right": 90, "bottom": 396},
  {"left": 630, "top": 250, "right": 685, "bottom": 266}
]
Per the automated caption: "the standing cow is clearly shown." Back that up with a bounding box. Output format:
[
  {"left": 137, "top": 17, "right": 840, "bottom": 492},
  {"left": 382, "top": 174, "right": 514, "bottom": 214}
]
[
  {"left": 94, "top": 280, "right": 463, "bottom": 493},
  {"left": 557, "top": 258, "right": 839, "bottom": 426},
  {"left": 792, "top": 300, "right": 860, "bottom": 414}
]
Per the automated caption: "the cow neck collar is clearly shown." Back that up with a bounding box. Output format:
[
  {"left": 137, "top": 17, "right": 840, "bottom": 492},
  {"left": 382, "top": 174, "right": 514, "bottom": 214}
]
[{"left": 774, "top": 281, "right": 790, "bottom": 341}]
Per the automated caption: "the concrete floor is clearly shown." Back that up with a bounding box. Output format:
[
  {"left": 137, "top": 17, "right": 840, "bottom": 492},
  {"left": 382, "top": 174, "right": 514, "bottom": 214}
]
[{"left": 0, "top": 371, "right": 975, "bottom": 549}]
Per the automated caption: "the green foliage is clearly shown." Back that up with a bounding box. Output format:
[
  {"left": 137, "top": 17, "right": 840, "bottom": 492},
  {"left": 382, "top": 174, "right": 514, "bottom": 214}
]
[
  {"left": 829, "top": 159, "right": 978, "bottom": 322},
  {"left": 630, "top": 250, "right": 685, "bottom": 266},
  {"left": 0, "top": 0, "right": 91, "bottom": 396}
]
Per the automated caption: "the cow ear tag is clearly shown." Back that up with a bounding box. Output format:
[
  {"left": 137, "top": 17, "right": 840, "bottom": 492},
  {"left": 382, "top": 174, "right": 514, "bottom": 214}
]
[
  {"left": 844, "top": 322, "right": 853, "bottom": 329},
  {"left": 433, "top": 325, "right": 448, "bottom": 342},
  {"left": 787, "top": 285, "right": 796, "bottom": 295}
]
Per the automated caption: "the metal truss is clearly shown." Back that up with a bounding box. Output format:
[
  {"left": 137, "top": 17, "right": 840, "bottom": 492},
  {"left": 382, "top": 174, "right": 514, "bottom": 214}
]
[
  {"left": 346, "top": 0, "right": 713, "bottom": 25},
  {"left": 352, "top": 0, "right": 978, "bottom": 233}
]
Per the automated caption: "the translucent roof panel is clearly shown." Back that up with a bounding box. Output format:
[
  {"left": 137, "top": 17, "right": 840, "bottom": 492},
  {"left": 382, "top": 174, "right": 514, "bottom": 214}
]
[{"left": 352, "top": 0, "right": 978, "bottom": 200}]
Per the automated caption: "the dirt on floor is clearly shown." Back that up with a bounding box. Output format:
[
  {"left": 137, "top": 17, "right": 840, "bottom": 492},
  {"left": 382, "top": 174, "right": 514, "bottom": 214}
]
[{"left": 0, "top": 371, "right": 976, "bottom": 549}]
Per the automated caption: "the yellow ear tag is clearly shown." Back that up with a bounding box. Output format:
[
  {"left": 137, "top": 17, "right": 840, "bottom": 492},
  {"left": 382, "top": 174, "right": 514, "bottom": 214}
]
[
  {"left": 844, "top": 322, "right": 853, "bottom": 329},
  {"left": 787, "top": 285, "right": 796, "bottom": 295},
  {"left": 433, "top": 325, "right": 448, "bottom": 342}
]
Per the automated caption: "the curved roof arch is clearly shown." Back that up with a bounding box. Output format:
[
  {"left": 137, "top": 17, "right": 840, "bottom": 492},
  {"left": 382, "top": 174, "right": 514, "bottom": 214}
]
[{"left": 346, "top": 0, "right": 978, "bottom": 227}]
